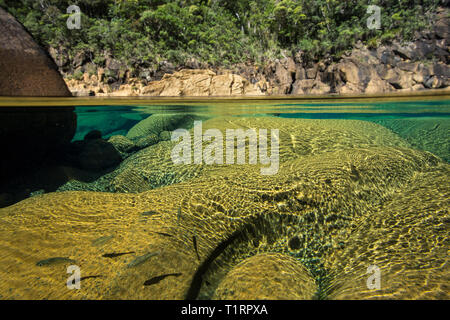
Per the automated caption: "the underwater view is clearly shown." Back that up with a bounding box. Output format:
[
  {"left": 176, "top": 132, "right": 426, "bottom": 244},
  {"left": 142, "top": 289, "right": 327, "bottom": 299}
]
[
  {"left": 1, "top": 0, "right": 449, "bottom": 308},
  {"left": 0, "top": 95, "right": 448, "bottom": 300}
]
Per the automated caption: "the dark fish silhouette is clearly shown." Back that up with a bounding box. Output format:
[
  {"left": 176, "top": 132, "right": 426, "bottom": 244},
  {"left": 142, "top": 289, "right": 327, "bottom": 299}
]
[
  {"left": 430, "top": 123, "right": 440, "bottom": 131},
  {"left": 102, "top": 251, "right": 135, "bottom": 258},
  {"left": 152, "top": 232, "right": 173, "bottom": 238},
  {"left": 193, "top": 235, "right": 200, "bottom": 261},
  {"left": 143, "top": 273, "right": 182, "bottom": 286},
  {"left": 127, "top": 252, "right": 159, "bottom": 268},
  {"left": 177, "top": 207, "right": 182, "bottom": 225},
  {"left": 80, "top": 275, "right": 104, "bottom": 281},
  {"left": 36, "top": 257, "right": 76, "bottom": 266},
  {"left": 92, "top": 235, "right": 114, "bottom": 246},
  {"left": 140, "top": 211, "right": 159, "bottom": 216}
]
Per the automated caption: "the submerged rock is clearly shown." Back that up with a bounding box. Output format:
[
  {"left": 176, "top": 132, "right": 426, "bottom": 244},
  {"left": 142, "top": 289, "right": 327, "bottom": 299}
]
[
  {"left": 126, "top": 114, "right": 196, "bottom": 140},
  {"left": 327, "top": 168, "right": 449, "bottom": 299},
  {"left": 58, "top": 116, "right": 411, "bottom": 193},
  {"left": 0, "top": 117, "right": 447, "bottom": 299},
  {"left": 73, "top": 107, "right": 140, "bottom": 141},
  {"left": 78, "top": 139, "right": 122, "bottom": 171},
  {"left": 212, "top": 253, "right": 316, "bottom": 300},
  {"left": 108, "top": 135, "right": 137, "bottom": 154},
  {"left": 135, "top": 134, "right": 159, "bottom": 149},
  {"left": 84, "top": 130, "right": 102, "bottom": 140},
  {"left": 374, "top": 118, "right": 450, "bottom": 162},
  {"left": 0, "top": 193, "right": 14, "bottom": 208},
  {"left": 159, "top": 130, "right": 171, "bottom": 141}
]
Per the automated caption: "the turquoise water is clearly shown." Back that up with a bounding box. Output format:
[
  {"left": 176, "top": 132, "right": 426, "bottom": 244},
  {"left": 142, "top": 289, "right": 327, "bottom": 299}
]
[
  {"left": 0, "top": 97, "right": 448, "bottom": 300},
  {"left": 73, "top": 100, "right": 450, "bottom": 161}
]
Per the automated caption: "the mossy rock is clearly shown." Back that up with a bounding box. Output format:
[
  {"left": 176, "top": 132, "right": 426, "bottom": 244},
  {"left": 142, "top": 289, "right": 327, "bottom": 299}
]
[
  {"left": 212, "top": 253, "right": 317, "bottom": 300},
  {"left": 126, "top": 114, "right": 197, "bottom": 140},
  {"left": 108, "top": 135, "right": 136, "bottom": 154},
  {"left": 0, "top": 116, "right": 447, "bottom": 299}
]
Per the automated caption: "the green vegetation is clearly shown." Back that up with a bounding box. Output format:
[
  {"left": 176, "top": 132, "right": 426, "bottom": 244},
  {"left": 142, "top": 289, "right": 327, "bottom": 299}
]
[{"left": 1, "top": 0, "right": 440, "bottom": 71}]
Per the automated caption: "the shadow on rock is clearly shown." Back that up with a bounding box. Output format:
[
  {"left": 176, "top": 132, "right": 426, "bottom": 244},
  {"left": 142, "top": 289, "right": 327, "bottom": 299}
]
[{"left": 0, "top": 129, "right": 123, "bottom": 208}]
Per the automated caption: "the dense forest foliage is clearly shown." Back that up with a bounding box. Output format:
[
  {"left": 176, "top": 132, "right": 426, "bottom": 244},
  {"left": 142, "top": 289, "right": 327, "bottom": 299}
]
[{"left": 1, "top": 0, "right": 441, "bottom": 71}]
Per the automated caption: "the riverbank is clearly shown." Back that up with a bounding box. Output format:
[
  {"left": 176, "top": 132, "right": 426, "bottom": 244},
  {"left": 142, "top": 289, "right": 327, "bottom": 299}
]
[{"left": 64, "top": 7, "right": 450, "bottom": 97}]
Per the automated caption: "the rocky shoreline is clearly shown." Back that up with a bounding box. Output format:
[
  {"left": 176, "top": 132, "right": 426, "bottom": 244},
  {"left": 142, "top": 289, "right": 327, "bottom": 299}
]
[{"left": 62, "top": 7, "right": 450, "bottom": 97}]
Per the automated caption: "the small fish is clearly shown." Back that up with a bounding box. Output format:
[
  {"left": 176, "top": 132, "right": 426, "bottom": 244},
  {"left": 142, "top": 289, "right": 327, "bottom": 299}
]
[
  {"left": 80, "top": 275, "right": 104, "bottom": 281},
  {"left": 177, "top": 207, "right": 182, "bottom": 225},
  {"left": 193, "top": 235, "right": 200, "bottom": 261},
  {"left": 102, "top": 251, "right": 135, "bottom": 258},
  {"left": 140, "top": 211, "right": 159, "bottom": 216},
  {"left": 127, "top": 252, "right": 159, "bottom": 268},
  {"left": 143, "top": 273, "right": 182, "bottom": 286},
  {"left": 152, "top": 232, "right": 173, "bottom": 238},
  {"left": 36, "top": 257, "right": 76, "bottom": 267},
  {"left": 92, "top": 235, "right": 114, "bottom": 247},
  {"left": 430, "top": 123, "right": 440, "bottom": 131}
]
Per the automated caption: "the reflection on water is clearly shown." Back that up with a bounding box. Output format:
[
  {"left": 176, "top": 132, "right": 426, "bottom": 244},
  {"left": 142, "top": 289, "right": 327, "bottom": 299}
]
[{"left": 0, "top": 96, "right": 448, "bottom": 300}]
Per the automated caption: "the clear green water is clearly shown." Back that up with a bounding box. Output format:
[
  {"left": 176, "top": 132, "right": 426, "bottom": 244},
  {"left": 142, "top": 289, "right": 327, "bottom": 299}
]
[
  {"left": 0, "top": 97, "right": 448, "bottom": 300},
  {"left": 73, "top": 99, "right": 450, "bottom": 161}
]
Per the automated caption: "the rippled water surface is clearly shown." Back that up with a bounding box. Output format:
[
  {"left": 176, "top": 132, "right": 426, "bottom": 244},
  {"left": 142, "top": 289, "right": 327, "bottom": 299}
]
[{"left": 0, "top": 95, "right": 448, "bottom": 300}]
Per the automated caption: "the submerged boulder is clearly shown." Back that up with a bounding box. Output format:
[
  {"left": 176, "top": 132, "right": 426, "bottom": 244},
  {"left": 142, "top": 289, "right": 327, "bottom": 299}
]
[
  {"left": 212, "top": 253, "right": 317, "bottom": 300},
  {"left": 65, "top": 134, "right": 123, "bottom": 171},
  {"left": 78, "top": 139, "right": 122, "bottom": 171},
  {"left": 108, "top": 135, "right": 136, "bottom": 154},
  {"left": 0, "top": 116, "right": 447, "bottom": 299},
  {"left": 126, "top": 114, "right": 196, "bottom": 140}
]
